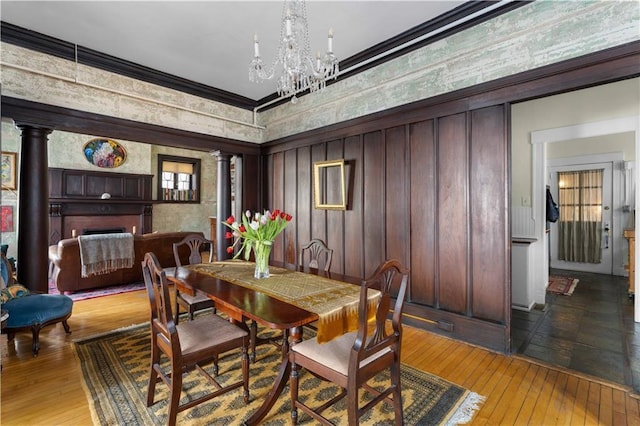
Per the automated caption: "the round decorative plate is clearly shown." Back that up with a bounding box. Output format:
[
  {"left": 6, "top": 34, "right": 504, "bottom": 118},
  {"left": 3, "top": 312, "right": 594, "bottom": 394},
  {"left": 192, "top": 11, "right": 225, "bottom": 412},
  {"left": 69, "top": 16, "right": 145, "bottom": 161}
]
[{"left": 83, "top": 138, "right": 127, "bottom": 168}]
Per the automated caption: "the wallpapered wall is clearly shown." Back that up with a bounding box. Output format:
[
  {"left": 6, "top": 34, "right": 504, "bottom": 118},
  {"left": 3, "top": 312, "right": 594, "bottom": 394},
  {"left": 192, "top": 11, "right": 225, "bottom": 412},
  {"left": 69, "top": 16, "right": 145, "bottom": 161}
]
[{"left": 0, "top": 119, "right": 216, "bottom": 259}]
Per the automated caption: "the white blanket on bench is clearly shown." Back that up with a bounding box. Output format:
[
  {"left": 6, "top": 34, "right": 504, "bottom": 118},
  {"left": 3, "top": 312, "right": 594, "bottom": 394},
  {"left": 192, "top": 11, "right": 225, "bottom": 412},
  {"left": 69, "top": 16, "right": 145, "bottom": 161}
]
[{"left": 78, "top": 233, "right": 135, "bottom": 278}]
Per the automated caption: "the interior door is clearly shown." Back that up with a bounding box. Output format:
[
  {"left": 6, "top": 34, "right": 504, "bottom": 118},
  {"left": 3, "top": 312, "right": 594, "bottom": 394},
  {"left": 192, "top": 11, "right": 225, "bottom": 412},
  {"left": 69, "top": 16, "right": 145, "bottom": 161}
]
[{"left": 548, "top": 162, "right": 613, "bottom": 274}]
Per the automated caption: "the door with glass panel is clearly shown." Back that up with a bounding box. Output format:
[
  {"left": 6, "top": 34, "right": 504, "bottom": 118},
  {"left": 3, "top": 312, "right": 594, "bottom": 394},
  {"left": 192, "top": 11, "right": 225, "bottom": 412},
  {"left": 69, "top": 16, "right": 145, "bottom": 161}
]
[{"left": 548, "top": 162, "right": 613, "bottom": 274}]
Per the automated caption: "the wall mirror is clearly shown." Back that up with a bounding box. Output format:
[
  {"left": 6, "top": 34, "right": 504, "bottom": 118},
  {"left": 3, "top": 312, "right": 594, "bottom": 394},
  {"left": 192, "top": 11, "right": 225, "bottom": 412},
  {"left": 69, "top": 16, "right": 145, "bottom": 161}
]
[{"left": 314, "top": 159, "right": 346, "bottom": 210}]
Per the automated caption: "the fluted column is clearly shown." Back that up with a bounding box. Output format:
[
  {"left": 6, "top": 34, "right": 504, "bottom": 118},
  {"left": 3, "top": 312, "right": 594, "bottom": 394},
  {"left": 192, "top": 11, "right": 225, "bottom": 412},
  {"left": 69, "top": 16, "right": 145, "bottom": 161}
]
[
  {"left": 16, "top": 124, "right": 52, "bottom": 292},
  {"left": 214, "top": 151, "right": 233, "bottom": 260}
]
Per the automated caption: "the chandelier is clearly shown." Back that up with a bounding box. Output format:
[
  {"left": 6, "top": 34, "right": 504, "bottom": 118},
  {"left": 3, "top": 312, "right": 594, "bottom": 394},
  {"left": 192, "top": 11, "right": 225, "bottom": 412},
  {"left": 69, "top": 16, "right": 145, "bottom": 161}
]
[{"left": 249, "top": 0, "right": 339, "bottom": 102}]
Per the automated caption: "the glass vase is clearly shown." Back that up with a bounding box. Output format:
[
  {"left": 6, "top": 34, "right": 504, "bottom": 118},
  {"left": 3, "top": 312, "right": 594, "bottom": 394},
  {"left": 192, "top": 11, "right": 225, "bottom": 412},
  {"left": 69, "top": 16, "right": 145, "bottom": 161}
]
[{"left": 253, "top": 240, "right": 272, "bottom": 279}]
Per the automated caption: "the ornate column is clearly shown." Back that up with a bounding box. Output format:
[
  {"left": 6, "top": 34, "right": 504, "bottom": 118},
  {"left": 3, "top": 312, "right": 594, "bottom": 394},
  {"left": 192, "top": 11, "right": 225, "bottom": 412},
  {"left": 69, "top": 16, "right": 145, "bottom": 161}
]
[
  {"left": 213, "top": 151, "right": 233, "bottom": 260},
  {"left": 15, "top": 124, "right": 53, "bottom": 292}
]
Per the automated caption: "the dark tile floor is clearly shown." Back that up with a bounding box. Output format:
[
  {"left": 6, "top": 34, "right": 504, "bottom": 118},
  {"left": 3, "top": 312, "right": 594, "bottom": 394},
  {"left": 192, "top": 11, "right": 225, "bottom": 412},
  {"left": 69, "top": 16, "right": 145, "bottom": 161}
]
[{"left": 511, "top": 269, "right": 639, "bottom": 393}]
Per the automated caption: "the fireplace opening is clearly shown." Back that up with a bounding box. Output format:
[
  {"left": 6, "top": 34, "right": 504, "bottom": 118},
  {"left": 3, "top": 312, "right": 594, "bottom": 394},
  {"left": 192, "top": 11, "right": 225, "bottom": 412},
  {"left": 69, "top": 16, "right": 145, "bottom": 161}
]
[{"left": 82, "top": 227, "right": 126, "bottom": 235}]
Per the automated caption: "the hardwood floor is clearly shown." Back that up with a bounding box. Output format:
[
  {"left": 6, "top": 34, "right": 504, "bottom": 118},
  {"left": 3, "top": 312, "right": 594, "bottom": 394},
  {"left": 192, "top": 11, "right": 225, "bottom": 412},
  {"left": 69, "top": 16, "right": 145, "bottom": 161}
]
[{"left": 2, "top": 289, "right": 639, "bottom": 425}]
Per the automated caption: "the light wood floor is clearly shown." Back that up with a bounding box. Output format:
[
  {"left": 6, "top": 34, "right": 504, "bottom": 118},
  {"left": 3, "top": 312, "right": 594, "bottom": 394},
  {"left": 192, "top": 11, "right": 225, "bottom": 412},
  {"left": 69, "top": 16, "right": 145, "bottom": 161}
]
[{"left": 1, "top": 289, "right": 639, "bottom": 425}]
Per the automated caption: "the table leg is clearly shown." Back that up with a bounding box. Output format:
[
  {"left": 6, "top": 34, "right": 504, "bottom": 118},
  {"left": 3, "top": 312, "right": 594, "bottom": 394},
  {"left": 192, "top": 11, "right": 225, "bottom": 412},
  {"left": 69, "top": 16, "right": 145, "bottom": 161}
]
[
  {"left": 250, "top": 320, "right": 258, "bottom": 363},
  {"left": 243, "top": 326, "right": 302, "bottom": 426}
]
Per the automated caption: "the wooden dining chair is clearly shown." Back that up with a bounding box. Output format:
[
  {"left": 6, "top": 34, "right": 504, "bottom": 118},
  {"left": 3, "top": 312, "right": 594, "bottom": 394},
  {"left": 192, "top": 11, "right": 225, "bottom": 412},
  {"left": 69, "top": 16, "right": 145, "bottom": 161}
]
[
  {"left": 141, "top": 252, "right": 249, "bottom": 426},
  {"left": 289, "top": 259, "right": 409, "bottom": 425},
  {"left": 299, "top": 238, "right": 333, "bottom": 272},
  {"left": 172, "top": 234, "right": 216, "bottom": 324}
]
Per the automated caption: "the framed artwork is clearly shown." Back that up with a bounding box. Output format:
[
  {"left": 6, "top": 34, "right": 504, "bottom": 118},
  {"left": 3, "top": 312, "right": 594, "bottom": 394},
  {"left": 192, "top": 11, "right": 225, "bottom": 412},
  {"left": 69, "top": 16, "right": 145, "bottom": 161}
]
[
  {"left": 313, "top": 159, "right": 347, "bottom": 210},
  {"left": 1, "top": 206, "right": 13, "bottom": 232},
  {"left": 83, "top": 138, "right": 127, "bottom": 168},
  {"left": 1, "top": 152, "right": 17, "bottom": 190}
]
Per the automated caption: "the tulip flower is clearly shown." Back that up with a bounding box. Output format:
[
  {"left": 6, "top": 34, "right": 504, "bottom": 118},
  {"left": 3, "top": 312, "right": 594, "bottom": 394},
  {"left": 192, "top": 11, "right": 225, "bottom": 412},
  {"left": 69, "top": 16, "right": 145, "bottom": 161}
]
[{"left": 221, "top": 208, "right": 294, "bottom": 262}]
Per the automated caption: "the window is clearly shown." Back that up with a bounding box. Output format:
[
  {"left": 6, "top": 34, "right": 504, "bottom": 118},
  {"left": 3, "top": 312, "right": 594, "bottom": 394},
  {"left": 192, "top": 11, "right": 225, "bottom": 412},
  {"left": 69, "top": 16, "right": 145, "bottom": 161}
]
[{"left": 157, "top": 154, "right": 201, "bottom": 203}]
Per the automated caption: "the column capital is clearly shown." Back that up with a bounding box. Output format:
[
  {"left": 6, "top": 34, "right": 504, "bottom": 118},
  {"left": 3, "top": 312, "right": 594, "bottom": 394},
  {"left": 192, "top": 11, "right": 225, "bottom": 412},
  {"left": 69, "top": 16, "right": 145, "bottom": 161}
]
[
  {"left": 14, "top": 122, "right": 53, "bottom": 132},
  {"left": 210, "top": 150, "right": 234, "bottom": 160}
]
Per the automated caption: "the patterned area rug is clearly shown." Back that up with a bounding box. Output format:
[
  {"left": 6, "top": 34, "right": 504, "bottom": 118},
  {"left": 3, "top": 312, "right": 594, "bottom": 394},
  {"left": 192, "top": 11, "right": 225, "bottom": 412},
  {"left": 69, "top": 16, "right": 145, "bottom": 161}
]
[
  {"left": 74, "top": 324, "right": 485, "bottom": 425},
  {"left": 48, "top": 280, "right": 145, "bottom": 301},
  {"left": 547, "top": 275, "right": 579, "bottom": 296}
]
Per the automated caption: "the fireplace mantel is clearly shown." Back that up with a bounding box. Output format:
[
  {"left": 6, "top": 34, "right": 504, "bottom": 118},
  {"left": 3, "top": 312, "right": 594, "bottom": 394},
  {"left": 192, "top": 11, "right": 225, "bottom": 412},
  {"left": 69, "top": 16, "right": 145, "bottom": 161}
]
[{"left": 48, "top": 168, "right": 153, "bottom": 244}]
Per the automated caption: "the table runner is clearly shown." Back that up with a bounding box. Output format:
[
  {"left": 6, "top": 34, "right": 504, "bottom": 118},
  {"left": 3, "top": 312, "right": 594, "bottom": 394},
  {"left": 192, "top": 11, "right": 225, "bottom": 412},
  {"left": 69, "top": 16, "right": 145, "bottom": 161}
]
[{"left": 188, "top": 261, "right": 380, "bottom": 343}]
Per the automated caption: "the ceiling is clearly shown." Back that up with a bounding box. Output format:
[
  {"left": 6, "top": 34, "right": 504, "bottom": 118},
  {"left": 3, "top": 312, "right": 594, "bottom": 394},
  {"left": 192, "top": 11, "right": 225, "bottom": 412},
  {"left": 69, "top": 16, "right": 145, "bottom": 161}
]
[{"left": 0, "top": 1, "right": 467, "bottom": 102}]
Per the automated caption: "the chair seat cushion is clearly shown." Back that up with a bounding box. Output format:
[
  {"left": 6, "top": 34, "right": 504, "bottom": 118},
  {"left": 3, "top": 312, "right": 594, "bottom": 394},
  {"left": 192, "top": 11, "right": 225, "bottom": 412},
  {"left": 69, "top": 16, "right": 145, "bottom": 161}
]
[
  {"left": 292, "top": 331, "right": 390, "bottom": 376},
  {"left": 177, "top": 314, "right": 247, "bottom": 356},
  {"left": 2, "top": 294, "right": 73, "bottom": 328}
]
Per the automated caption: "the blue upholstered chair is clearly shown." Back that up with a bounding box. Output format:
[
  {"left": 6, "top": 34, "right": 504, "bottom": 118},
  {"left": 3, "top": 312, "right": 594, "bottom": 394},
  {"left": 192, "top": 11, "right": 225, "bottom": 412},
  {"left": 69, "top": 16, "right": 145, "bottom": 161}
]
[{"left": 1, "top": 253, "right": 73, "bottom": 356}]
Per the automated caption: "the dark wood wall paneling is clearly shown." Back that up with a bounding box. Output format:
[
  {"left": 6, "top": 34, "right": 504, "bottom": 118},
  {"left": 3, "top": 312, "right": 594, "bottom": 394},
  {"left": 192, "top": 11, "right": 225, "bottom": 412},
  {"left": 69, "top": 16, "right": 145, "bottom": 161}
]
[{"left": 263, "top": 104, "right": 509, "bottom": 351}]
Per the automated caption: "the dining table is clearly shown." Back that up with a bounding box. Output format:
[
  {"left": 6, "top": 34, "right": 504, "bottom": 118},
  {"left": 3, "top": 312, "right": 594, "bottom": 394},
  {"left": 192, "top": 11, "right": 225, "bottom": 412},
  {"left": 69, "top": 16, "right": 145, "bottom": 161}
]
[{"left": 167, "top": 260, "right": 380, "bottom": 426}]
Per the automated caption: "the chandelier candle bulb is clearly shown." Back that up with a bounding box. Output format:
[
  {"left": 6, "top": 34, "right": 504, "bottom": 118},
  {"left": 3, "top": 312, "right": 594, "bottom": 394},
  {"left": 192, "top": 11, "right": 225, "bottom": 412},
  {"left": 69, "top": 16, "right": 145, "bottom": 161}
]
[
  {"left": 285, "top": 10, "right": 292, "bottom": 36},
  {"left": 328, "top": 28, "right": 333, "bottom": 52},
  {"left": 253, "top": 33, "right": 260, "bottom": 57}
]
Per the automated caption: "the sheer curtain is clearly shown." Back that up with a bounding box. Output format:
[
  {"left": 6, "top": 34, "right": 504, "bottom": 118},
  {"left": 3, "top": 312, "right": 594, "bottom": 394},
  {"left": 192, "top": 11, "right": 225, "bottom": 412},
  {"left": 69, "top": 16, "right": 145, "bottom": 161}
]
[{"left": 558, "top": 169, "right": 604, "bottom": 263}]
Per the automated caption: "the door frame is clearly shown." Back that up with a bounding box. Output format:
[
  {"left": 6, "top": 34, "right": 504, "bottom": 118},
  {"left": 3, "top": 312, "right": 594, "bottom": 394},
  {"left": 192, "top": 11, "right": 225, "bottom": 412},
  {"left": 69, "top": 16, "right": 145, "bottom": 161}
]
[
  {"left": 547, "top": 155, "right": 619, "bottom": 275},
  {"left": 531, "top": 115, "right": 640, "bottom": 322}
]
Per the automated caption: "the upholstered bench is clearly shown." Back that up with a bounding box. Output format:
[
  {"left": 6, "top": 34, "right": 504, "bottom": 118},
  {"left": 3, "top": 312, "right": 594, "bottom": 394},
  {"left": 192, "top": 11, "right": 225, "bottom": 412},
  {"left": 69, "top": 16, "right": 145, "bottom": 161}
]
[{"left": 1, "top": 254, "right": 73, "bottom": 356}]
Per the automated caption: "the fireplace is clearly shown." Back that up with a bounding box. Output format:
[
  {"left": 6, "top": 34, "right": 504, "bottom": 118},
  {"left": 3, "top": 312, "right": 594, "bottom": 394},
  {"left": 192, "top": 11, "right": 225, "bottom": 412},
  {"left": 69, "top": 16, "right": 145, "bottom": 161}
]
[{"left": 49, "top": 168, "right": 153, "bottom": 245}]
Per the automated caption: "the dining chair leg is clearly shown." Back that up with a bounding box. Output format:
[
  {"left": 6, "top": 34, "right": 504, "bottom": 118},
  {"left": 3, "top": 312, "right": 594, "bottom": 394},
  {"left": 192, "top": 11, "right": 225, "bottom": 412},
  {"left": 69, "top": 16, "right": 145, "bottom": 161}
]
[
  {"left": 146, "top": 336, "right": 160, "bottom": 406},
  {"left": 212, "top": 354, "right": 219, "bottom": 376},
  {"left": 391, "top": 362, "right": 403, "bottom": 425},
  {"left": 347, "top": 380, "right": 359, "bottom": 426},
  {"left": 167, "top": 360, "right": 182, "bottom": 426},
  {"left": 290, "top": 361, "right": 300, "bottom": 425}
]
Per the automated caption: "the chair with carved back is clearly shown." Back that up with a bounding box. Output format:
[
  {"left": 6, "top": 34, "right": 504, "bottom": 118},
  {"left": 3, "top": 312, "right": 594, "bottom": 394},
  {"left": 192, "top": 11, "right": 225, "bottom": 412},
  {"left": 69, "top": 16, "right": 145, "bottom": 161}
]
[
  {"left": 299, "top": 238, "right": 333, "bottom": 272},
  {"left": 298, "top": 238, "right": 333, "bottom": 333},
  {"left": 141, "top": 252, "right": 249, "bottom": 426},
  {"left": 172, "top": 234, "right": 216, "bottom": 324},
  {"left": 289, "top": 259, "right": 409, "bottom": 425},
  {"left": 0, "top": 253, "right": 73, "bottom": 356}
]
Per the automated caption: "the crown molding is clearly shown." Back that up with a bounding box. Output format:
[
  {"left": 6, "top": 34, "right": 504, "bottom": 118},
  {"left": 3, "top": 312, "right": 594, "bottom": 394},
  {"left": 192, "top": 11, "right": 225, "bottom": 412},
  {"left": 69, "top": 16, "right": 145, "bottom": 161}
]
[{"left": 1, "top": 2, "right": 526, "bottom": 112}]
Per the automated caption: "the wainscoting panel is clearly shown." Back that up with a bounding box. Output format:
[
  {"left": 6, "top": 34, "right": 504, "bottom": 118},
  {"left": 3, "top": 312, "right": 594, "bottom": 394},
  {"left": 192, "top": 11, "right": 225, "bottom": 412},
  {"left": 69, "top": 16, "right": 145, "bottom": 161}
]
[
  {"left": 409, "top": 120, "right": 436, "bottom": 306},
  {"left": 470, "top": 105, "right": 509, "bottom": 323}
]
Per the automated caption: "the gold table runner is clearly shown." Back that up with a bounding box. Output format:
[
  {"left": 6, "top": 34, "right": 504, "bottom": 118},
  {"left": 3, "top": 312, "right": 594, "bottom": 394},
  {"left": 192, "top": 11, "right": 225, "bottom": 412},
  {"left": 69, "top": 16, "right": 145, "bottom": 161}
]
[{"left": 188, "top": 261, "right": 380, "bottom": 343}]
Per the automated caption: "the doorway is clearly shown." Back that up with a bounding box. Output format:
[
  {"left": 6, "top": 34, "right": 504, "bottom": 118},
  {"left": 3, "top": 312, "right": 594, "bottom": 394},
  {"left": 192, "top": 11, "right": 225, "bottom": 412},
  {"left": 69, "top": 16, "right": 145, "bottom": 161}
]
[
  {"left": 531, "top": 117, "right": 639, "bottom": 322},
  {"left": 548, "top": 160, "right": 614, "bottom": 275}
]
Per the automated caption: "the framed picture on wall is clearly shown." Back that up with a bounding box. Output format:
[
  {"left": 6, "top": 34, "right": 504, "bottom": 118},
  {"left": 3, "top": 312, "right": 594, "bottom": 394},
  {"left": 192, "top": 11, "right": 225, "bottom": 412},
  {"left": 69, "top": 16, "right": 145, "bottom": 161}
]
[
  {"left": 1, "top": 151, "right": 17, "bottom": 190},
  {"left": 1, "top": 206, "right": 13, "bottom": 232}
]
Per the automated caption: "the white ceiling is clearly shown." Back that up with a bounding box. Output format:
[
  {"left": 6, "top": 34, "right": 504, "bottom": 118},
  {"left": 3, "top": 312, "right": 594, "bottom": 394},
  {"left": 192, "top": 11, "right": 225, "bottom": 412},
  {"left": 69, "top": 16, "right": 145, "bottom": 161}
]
[{"left": 0, "top": 1, "right": 466, "bottom": 101}]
